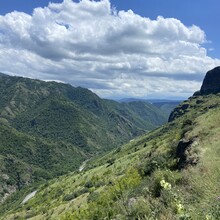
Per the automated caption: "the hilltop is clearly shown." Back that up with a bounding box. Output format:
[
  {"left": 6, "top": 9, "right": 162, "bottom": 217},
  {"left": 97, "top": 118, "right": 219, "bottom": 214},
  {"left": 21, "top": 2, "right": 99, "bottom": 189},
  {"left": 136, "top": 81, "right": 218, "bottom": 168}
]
[{"left": 1, "top": 68, "right": 220, "bottom": 219}]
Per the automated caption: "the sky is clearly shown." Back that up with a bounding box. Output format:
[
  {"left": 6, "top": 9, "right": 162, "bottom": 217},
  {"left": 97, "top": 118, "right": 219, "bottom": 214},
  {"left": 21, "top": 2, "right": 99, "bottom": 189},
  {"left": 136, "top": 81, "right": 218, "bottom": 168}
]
[{"left": 0, "top": 0, "right": 220, "bottom": 100}]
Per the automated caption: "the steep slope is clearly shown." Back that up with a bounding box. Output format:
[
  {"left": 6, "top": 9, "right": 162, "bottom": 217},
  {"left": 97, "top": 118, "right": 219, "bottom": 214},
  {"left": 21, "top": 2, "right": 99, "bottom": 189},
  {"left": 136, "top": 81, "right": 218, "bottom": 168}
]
[
  {"left": 119, "top": 98, "right": 181, "bottom": 119},
  {"left": 152, "top": 101, "right": 181, "bottom": 117},
  {"left": 105, "top": 100, "right": 167, "bottom": 130},
  {"left": 1, "top": 68, "right": 220, "bottom": 219},
  {"left": 169, "top": 66, "right": 220, "bottom": 122},
  {"left": 0, "top": 74, "right": 166, "bottom": 149},
  {"left": 0, "top": 121, "right": 86, "bottom": 203},
  {"left": 0, "top": 74, "right": 167, "bottom": 201}
]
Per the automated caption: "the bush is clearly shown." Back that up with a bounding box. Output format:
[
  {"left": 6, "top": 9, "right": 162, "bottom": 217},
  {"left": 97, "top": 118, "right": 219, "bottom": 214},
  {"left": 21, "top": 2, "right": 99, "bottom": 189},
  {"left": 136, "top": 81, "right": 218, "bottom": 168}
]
[
  {"left": 84, "top": 180, "right": 94, "bottom": 188},
  {"left": 63, "top": 192, "right": 77, "bottom": 201},
  {"left": 107, "top": 158, "right": 115, "bottom": 166},
  {"left": 87, "top": 191, "right": 100, "bottom": 203},
  {"left": 138, "top": 153, "right": 171, "bottom": 177},
  {"left": 129, "top": 197, "right": 152, "bottom": 219},
  {"left": 150, "top": 169, "right": 182, "bottom": 197},
  {"left": 209, "top": 199, "right": 220, "bottom": 219}
]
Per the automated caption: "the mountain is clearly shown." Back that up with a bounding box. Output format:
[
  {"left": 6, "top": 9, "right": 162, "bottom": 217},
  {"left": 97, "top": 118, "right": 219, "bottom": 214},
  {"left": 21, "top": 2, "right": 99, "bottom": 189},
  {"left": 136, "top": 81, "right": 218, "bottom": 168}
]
[
  {"left": 152, "top": 101, "right": 181, "bottom": 117},
  {"left": 0, "top": 73, "right": 167, "bottom": 202},
  {"left": 1, "top": 68, "right": 220, "bottom": 219},
  {"left": 119, "top": 98, "right": 182, "bottom": 103},
  {"left": 119, "top": 98, "right": 181, "bottom": 118}
]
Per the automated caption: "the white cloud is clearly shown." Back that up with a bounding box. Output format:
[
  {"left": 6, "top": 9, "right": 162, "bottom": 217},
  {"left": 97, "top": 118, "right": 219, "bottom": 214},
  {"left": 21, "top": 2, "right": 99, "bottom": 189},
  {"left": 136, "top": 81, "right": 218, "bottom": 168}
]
[{"left": 0, "top": 0, "right": 220, "bottom": 99}]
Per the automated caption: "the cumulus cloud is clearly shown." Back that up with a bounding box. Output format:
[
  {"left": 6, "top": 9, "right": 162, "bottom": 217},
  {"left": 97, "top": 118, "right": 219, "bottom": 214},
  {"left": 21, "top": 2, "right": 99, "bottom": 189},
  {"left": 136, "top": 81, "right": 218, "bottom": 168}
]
[{"left": 0, "top": 0, "right": 219, "bottom": 99}]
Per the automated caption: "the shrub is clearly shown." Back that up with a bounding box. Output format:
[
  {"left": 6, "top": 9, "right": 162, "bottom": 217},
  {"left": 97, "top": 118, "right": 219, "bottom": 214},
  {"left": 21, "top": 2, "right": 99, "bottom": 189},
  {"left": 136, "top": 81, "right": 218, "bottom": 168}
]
[
  {"left": 209, "top": 199, "right": 220, "bottom": 219},
  {"left": 84, "top": 180, "right": 94, "bottom": 188},
  {"left": 87, "top": 191, "right": 100, "bottom": 203},
  {"left": 129, "top": 197, "right": 152, "bottom": 219},
  {"left": 107, "top": 158, "right": 115, "bottom": 166},
  {"left": 63, "top": 192, "right": 77, "bottom": 201},
  {"left": 151, "top": 169, "right": 182, "bottom": 197}
]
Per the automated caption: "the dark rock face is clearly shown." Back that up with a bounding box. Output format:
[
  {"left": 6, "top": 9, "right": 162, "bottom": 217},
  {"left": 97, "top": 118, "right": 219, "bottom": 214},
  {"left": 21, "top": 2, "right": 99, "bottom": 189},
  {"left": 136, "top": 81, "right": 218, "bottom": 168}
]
[
  {"left": 176, "top": 137, "right": 199, "bottom": 169},
  {"left": 200, "top": 66, "right": 220, "bottom": 95},
  {"left": 168, "top": 102, "right": 189, "bottom": 122},
  {"left": 169, "top": 66, "right": 220, "bottom": 122}
]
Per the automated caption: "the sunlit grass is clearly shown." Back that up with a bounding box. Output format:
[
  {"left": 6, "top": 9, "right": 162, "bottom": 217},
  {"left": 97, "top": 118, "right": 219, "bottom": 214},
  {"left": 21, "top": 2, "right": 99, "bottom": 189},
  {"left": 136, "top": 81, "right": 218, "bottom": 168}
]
[{"left": 2, "top": 94, "right": 220, "bottom": 219}]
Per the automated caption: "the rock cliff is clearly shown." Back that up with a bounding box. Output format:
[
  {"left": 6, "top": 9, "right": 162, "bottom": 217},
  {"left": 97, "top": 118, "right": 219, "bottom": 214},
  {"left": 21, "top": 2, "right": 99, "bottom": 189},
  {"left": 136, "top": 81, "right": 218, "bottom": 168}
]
[
  {"left": 200, "top": 66, "right": 220, "bottom": 95},
  {"left": 169, "top": 66, "right": 220, "bottom": 122}
]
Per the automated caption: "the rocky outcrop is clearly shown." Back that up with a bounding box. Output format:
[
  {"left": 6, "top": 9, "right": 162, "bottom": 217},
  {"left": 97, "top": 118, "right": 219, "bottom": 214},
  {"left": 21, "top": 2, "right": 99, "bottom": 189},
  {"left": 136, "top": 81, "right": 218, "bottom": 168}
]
[
  {"left": 200, "top": 66, "right": 220, "bottom": 95},
  {"left": 168, "top": 102, "right": 190, "bottom": 122},
  {"left": 176, "top": 137, "right": 199, "bottom": 169},
  {"left": 169, "top": 66, "right": 220, "bottom": 122}
]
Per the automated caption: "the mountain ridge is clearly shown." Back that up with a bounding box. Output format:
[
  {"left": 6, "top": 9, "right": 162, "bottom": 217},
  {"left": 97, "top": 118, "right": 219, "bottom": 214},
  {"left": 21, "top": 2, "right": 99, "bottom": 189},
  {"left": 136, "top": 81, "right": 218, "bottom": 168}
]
[
  {"left": 119, "top": 98, "right": 181, "bottom": 118},
  {"left": 0, "top": 73, "right": 168, "bottom": 202},
  {"left": 1, "top": 67, "right": 220, "bottom": 219}
]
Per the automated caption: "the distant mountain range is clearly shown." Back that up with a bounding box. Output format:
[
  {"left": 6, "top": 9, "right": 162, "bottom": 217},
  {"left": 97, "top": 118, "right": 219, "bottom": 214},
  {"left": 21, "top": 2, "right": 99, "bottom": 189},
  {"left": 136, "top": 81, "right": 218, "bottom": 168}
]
[
  {"left": 119, "top": 98, "right": 181, "bottom": 117},
  {"left": 0, "top": 73, "right": 170, "bottom": 201},
  {"left": 119, "top": 98, "right": 182, "bottom": 103}
]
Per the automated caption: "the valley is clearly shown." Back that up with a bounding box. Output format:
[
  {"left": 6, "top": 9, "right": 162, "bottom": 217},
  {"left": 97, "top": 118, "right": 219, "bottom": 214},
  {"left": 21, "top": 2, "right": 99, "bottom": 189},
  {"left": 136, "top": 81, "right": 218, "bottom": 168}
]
[
  {"left": 0, "top": 0, "right": 219, "bottom": 219},
  {"left": 0, "top": 67, "right": 220, "bottom": 219},
  {"left": 0, "top": 73, "right": 170, "bottom": 206}
]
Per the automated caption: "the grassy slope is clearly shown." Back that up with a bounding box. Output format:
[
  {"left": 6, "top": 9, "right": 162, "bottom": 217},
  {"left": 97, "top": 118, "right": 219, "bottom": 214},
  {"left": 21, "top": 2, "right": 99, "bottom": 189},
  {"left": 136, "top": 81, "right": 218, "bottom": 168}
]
[
  {"left": 1, "top": 94, "right": 220, "bottom": 219},
  {"left": 0, "top": 74, "right": 167, "bottom": 203}
]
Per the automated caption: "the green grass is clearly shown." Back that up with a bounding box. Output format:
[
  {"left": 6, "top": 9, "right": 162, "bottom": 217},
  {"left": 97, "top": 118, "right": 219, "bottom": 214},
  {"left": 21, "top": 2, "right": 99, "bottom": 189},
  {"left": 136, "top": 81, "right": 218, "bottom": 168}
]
[
  {"left": 0, "top": 73, "right": 168, "bottom": 203},
  {"left": 1, "top": 73, "right": 220, "bottom": 219},
  {"left": 1, "top": 94, "right": 220, "bottom": 219}
]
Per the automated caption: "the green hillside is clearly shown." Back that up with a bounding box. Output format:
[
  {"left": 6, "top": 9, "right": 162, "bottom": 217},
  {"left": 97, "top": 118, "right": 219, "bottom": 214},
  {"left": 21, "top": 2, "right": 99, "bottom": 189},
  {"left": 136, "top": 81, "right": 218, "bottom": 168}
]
[
  {"left": 0, "top": 74, "right": 167, "bottom": 203},
  {"left": 153, "top": 101, "right": 181, "bottom": 117},
  {"left": 119, "top": 98, "right": 181, "bottom": 118},
  {"left": 1, "top": 91, "right": 220, "bottom": 219}
]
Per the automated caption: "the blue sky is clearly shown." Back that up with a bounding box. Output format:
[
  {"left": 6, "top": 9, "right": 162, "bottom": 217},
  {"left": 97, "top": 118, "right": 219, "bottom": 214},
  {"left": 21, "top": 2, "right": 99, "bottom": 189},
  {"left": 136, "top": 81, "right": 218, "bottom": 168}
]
[
  {"left": 111, "top": 0, "right": 220, "bottom": 59},
  {"left": 0, "top": 0, "right": 219, "bottom": 99}
]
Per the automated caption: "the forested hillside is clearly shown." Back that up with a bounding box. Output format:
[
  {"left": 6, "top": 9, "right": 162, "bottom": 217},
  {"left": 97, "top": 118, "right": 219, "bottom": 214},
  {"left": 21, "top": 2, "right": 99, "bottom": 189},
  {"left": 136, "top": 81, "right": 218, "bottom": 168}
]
[
  {"left": 0, "top": 73, "right": 167, "bottom": 202},
  {"left": 1, "top": 68, "right": 220, "bottom": 219}
]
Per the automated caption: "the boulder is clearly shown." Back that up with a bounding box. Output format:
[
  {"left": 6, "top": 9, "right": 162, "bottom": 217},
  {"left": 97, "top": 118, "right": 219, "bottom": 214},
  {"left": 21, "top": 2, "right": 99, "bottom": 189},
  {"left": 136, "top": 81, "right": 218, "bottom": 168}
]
[{"left": 176, "top": 137, "right": 199, "bottom": 169}]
